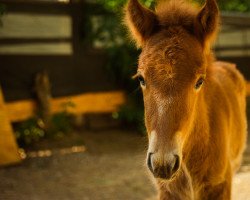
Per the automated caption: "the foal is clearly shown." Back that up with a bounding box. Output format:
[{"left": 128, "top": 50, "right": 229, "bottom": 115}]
[{"left": 125, "top": 0, "right": 247, "bottom": 199}]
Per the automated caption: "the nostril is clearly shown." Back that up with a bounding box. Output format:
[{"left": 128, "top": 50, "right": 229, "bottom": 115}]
[
  {"left": 147, "top": 152, "right": 154, "bottom": 173},
  {"left": 172, "top": 155, "right": 180, "bottom": 174}
]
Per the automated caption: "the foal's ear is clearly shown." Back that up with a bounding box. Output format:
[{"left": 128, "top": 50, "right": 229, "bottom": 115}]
[
  {"left": 125, "top": 0, "right": 158, "bottom": 47},
  {"left": 195, "top": 0, "right": 219, "bottom": 47}
]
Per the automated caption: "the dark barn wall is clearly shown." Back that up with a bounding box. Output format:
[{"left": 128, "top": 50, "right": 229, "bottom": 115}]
[
  {"left": 0, "top": 1, "right": 119, "bottom": 102},
  {"left": 0, "top": 51, "right": 118, "bottom": 102},
  {"left": 218, "top": 56, "right": 250, "bottom": 80}
]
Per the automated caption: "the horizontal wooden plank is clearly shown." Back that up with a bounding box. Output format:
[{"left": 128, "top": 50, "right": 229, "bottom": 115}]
[
  {"left": 7, "top": 83, "right": 250, "bottom": 123},
  {"left": 0, "top": 38, "right": 72, "bottom": 45},
  {"left": 221, "top": 12, "right": 250, "bottom": 27},
  {"left": 0, "top": 1, "right": 72, "bottom": 15},
  {"left": 6, "top": 100, "right": 37, "bottom": 122},
  {"left": 6, "top": 91, "right": 126, "bottom": 122},
  {"left": 0, "top": 0, "right": 69, "bottom": 4},
  {"left": 215, "top": 45, "right": 250, "bottom": 52}
]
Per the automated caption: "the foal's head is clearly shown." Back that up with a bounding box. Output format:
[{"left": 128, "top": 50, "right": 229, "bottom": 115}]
[{"left": 125, "top": 0, "right": 219, "bottom": 180}]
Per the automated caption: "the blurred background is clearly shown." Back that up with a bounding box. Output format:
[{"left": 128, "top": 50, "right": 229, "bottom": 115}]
[{"left": 0, "top": 0, "right": 250, "bottom": 199}]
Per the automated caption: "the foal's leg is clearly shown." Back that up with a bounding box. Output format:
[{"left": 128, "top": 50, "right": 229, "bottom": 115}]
[
  {"left": 157, "top": 165, "right": 194, "bottom": 200},
  {"left": 202, "top": 166, "right": 232, "bottom": 200},
  {"left": 202, "top": 181, "right": 231, "bottom": 200}
]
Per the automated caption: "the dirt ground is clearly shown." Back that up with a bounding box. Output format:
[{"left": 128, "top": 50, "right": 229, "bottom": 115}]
[{"left": 0, "top": 130, "right": 250, "bottom": 200}]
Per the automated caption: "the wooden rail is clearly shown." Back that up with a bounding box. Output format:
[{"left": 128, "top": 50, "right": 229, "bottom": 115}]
[
  {"left": 5, "top": 84, "right": 250, "bottom": 123},
  {"left": 6, "top": 91, "right": 126, "bottom": 122},
  {"left": 0, "top": 90, "right": 125, "bottom": 166},
  {"left": 221, "top": 12, "right": 250, "bottom": 27}
]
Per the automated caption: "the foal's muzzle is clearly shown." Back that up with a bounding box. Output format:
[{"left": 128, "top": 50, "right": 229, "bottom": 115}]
[{"left": 147, "top": 152, "right": 180, "bottom": 179}]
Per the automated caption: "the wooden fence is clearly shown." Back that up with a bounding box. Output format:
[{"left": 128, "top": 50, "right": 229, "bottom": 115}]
[{"left": 0, "top": 89, "right": 125, "bottom": 166}]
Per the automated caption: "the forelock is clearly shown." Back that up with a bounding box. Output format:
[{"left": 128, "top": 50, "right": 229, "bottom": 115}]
[{"left": 155, "top": 0, "right": 199, "bottom": 34}]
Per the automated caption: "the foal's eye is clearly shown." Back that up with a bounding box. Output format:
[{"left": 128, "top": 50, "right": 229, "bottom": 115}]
[
  {"left": 138, "top": 75, "right": 146, "bottom": 86},
  {"left": 195, "top": 78, "right": 204, "bottom": 90}
]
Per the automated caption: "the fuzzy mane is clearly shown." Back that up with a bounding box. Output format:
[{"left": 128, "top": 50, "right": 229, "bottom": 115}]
[{"left": 155, "top": 0, "right": 199, "bottom": 32}]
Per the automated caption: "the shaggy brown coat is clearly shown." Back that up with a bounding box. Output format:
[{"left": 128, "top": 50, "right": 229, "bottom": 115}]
[{"left": 125, "top": 0, "right": 247, "bottom": 199}]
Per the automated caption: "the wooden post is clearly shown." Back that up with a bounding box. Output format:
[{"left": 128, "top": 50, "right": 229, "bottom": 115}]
[
  {"left": 35, "top": 71, "right": 52, "bottom": 130},
  {"left": 0, "top": 86, "right": 21, "bottom": 166}
]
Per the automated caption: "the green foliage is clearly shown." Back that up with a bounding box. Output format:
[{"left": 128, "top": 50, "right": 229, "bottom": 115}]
[
  {"left": 0, "top": 4, "right": 6, "bottom": 26},
  {"left": 84, "top": 0, "right": 250, "bottom": 132},
  {"left": 14, "top": 111, "right": 73, "bottom": 146},
  {"left": 84, "top": 0, "right": 154, "bottom": 132},
  {"left": 48, "top": 112, "right": 73, "bottom": 137},
  {"left": 218, "top": 0, "right": 250, "bottom": 12},
  {"left": 0, "top": 4, "right": 5, "bottom": 15},
  {"left": 95, "top": 0, "right": 155, "bottom": 11},
  {"left": 14, "top": 118, "right": 45, "bottom": 146}
]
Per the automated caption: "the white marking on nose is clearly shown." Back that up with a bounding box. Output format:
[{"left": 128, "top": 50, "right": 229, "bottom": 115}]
[
  {"left": 156, "top": 99, "right": 166, "bottom": 117},
  {"left": 158, "top": 103, "right": 165, "bottom": 117},
  {"left": 148, "top": 130, "right": 157, "bottom": 152},
  {"left": 166, "top": 96, "right": 174, "bottom": 104},
  {"left": 155, "top": 96, "right": 173, "bottom": 117}
]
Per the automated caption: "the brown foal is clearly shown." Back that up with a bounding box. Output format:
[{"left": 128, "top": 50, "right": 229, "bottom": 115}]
[{"left": 125, "top": 0, "right": 247, "bottom": 199}]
